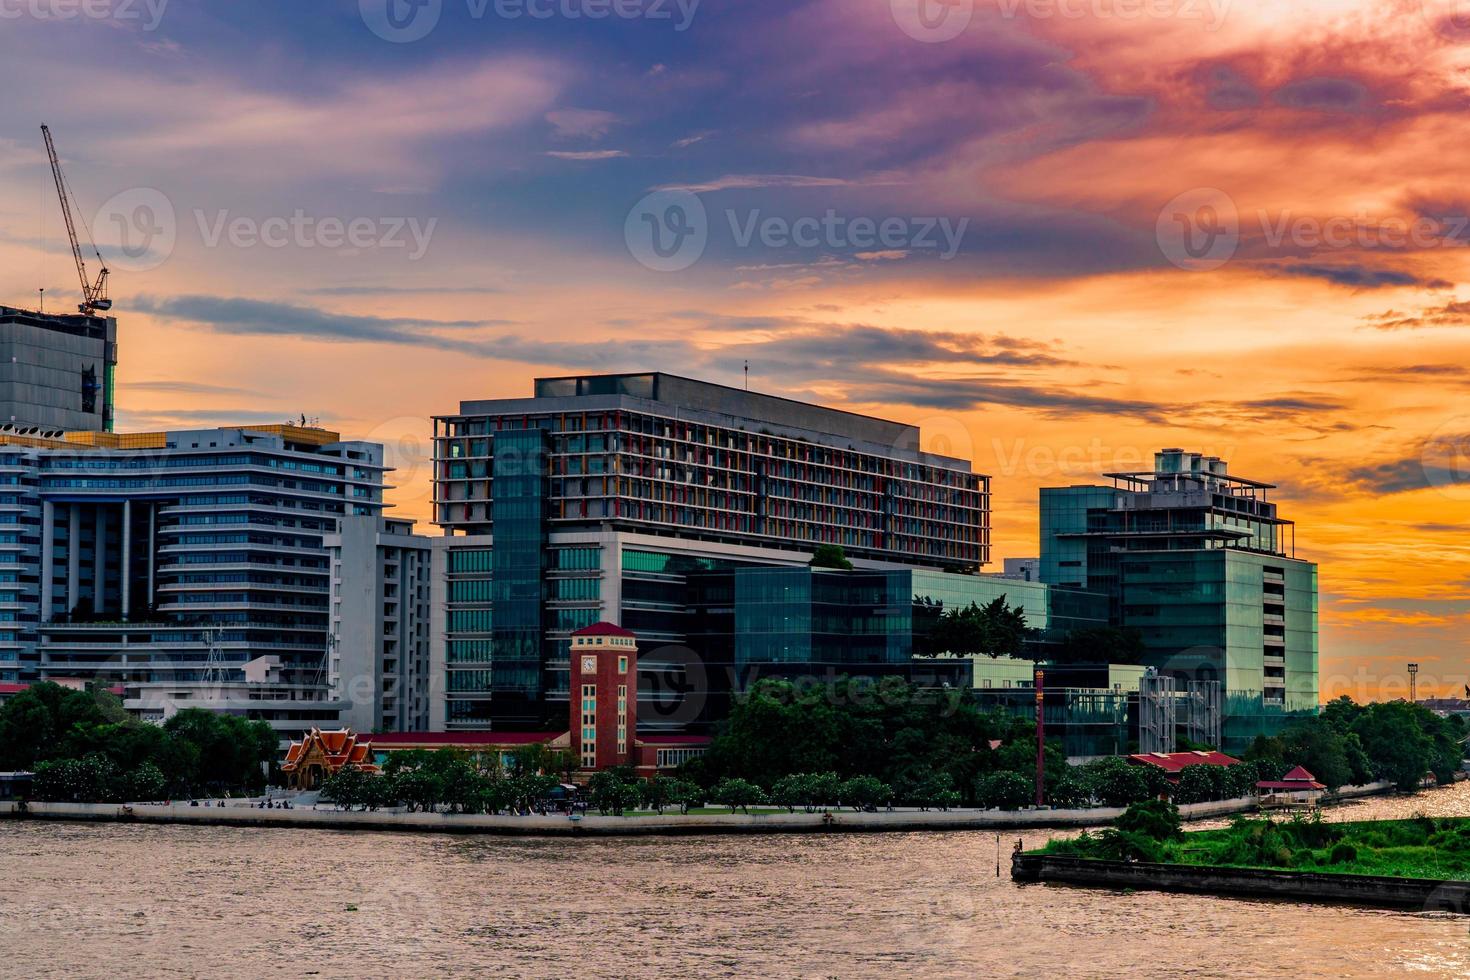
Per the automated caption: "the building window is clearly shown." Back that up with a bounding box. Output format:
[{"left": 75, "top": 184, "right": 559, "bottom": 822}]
[
  {"left": 617, "top": 655, "right": 628, "bottom": 674},
  {"left": 616, "top": 684, "right": 627, "bottom": 756},
  {"left": 581, "top": 683, "right": 597, "bottom": 767}
]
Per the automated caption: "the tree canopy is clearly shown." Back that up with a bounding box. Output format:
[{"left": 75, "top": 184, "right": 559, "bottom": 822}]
[
  {"left": 915, "top": 596, "right": 1031, "bottom": 659},
  {"left": 2, "top": 683, "right": 277, "bottom": 800}
]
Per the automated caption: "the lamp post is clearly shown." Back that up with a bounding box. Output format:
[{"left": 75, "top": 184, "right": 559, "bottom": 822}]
[
  {"left": 1408, "top": 663, "right": 1419, "bottom": 704},
  {"left": 1035, "top": 668, "right": 1045, "bottom": 807}
]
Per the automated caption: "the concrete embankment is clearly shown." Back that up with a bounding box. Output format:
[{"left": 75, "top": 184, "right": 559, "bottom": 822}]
[
  {"left": 1011, "top": 852, "right": 1470, "bottom": 912},
  {"left": 0, "top": 798, "right": 1252, "bottom": 837},
  {"left": 0, "top": 781, "right": 1395, "bottom": 837}
]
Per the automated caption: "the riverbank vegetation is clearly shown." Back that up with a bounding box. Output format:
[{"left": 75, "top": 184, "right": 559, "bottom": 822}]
[
  {"left": 684, "top": 680, "right": 1468, "bottom": 811},
  {"left": 0, "top": 682, "right": 276, "bottom": 800},
  {"left": 1044, "top": 801, "right": 1470, "bottom": 880}
]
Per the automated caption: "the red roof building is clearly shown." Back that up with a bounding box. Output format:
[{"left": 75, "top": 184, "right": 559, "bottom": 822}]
[
  {"left": 1127, "top": 750, "right": 1243, "bottom": 783},
  {"left": 281, "top": 728, "right": 380, "bottom": 789},
  {"left": 1256, "top": 765, "right": 1327, "bottom": 793},
  {"left": 277, "top": 625, "right": 711, "bottom": 785}
]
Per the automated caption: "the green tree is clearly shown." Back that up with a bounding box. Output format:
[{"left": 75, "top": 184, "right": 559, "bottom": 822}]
[
  {"left": 976, "top": 770, "right": 1032, "bottom": 810},
  {"left": 667, "top": 778, "right": 705, "bottom": 814},
  {"left": 712, "top": 777, "right": 766, "bottom": 814},
  {"left": 810, "top": 544, "right": 853, "bottom": 571},
  {"left": 588, "top": 766, "right": 639, "bottom": 815},
  {"left": 1172, "top": 765, "right": 1224, "bottom": 805},
  {"left": 122, "top": 761, "right": 168, "bottom": 802},
  {"left": 322, "top": 764, "right": 374, "bottom": 811},
  {"left": 1051, "top": 626, "right": 1146, "bottom": 666},
  {"left": 1352, "top": 701, "right": 1437, "bottom": 791},
  {"left": 32, "top": 754, "right": 121, "bottom": 803},
  {"left": 1085, "top": 757, "right": 1153, "bottom": 808},
  {"left": 1047, "top": 767, "right": 1095, "bottom": 809},
  {"left": 768, "top": 773, "right": 812, "bottom": 813},
  {"left": 640, "top": 775, "right": 678, "bottom": 814},
  {"left": 0, "top": 682, "right": 109, "bottom": 770},
  {"left": 919, "top": 598, "right": 1029, "bottom": 659},
  {"left": 839, "top": 774, "right": 891, "bottom": 810}
]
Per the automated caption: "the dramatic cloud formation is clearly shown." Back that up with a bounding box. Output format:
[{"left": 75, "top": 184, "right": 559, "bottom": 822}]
[{"left": 5, "top": 0, "right": 1470, "bottom": 694}]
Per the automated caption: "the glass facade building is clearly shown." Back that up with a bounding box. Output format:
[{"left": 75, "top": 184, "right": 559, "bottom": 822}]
[
  {"left": 1039, "top": 449, "right": 1319, "bottom": 751},
  {"left": 429, "top": 373, "right": 992, "bottom": 731},
  {"left": 0, "top": 424, "right": 389, "bottom": 737}
]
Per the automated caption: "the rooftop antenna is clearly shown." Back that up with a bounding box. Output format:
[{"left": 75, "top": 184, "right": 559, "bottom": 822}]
[
  {"left": 38, "top": 288, "right": 43, "bottom": 314},
  {"left": 744, "top": 360, "right": 749, "bottom": 390}
]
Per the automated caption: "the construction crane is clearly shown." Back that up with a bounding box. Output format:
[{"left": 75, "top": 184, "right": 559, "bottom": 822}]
[{"left": 40, "top": 124, "right": 111, "bottom": 315}]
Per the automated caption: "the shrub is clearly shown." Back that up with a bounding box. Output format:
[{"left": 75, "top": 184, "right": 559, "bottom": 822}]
[
  {"left": 1115, "top": 800, "right": 1183, "bottom": 842},
  {"left": 1329, "top": 841, "right": 1358, "bottom": 865}
]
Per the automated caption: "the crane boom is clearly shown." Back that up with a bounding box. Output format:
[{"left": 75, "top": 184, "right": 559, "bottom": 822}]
[{"left": 40, "top": 124, "right": 111, "bottom": 315}]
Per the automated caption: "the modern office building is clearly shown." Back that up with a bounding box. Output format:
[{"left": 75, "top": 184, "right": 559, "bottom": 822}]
[
  {"left": 324, "top": 515, "right": 433, "bottom": 734},
  {"left": 0, "top": 423, "right": 391, "bottom": 737},
  {"left": 0, "top": 307, "right": 117, "bottom": 432},
  {"left": 1039, "top": 448, "right": 1319, "bottom": 750},
  {"left": 430, "top": 372, "right": 991, "bottom": 731}
]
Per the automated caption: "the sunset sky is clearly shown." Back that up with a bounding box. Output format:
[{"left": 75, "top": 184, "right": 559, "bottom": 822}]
[{"left": 3, "top": 0, "right": 1470, "bottom": 698}]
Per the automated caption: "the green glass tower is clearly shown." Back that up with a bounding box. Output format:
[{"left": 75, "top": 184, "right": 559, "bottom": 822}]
[{"left": 1039, "top": 449, "right": 1318, "bottom": 751}]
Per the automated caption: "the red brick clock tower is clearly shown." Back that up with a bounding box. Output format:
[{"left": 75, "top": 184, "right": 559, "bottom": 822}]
[{"left": 569, "top": 622, "right": 638, "bottom": 772}]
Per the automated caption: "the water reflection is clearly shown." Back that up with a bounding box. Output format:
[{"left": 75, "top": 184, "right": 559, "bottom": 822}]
[{"left": 2, "top": 786, "right": 1470, "bottom": 978}]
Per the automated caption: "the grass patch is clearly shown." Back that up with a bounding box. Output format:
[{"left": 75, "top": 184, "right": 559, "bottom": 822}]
[{"left": 1041, "top": 814, "right": 1470, "bottom": 880}]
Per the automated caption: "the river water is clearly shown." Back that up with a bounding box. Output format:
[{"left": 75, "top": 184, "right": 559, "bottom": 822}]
[{"left": 4, "top": 787, "right": 1470, "bottom": 978}]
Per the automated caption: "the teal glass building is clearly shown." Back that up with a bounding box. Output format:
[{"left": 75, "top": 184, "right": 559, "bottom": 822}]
[{"left": 1039, "top": 449, "right": 1319, "bottom": 751}]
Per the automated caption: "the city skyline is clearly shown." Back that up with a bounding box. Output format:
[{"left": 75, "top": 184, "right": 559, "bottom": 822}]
[{"left": 1, "top": 1, "right": 1466, "bottom": 698}]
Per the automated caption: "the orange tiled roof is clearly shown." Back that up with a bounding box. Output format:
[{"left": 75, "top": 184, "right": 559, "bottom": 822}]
[{"left": 280, "top": 727, "right": 380, "bottom": 775}]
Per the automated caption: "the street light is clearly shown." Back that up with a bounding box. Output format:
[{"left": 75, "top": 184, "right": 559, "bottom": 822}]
[{"left": 1408, "top": 663, "right": 1419, "bottom": 704}]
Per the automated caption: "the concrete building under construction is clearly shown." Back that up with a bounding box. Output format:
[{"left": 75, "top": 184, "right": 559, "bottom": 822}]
[{"left": 0, "top": 306, "right": 117, "bottom": 433}]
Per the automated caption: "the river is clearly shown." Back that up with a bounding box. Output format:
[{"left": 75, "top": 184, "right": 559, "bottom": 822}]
[{"left": 4, "top": 786, "right": 1470, "bottom": 978}]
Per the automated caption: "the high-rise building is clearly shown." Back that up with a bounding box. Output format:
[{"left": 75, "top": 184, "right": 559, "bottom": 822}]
[
  {"left": 324, "top": 515, "right": 433, "bottom": 734},
  {"left": 430, "top": 372, "right": 991, "bottom": 730},
  {"left": 0, "top": 307, "right": 117, "bottom": 432},
  {"left": 0, "top": 423, "right": 393, "bottom": 737},
  {"left": 1039, "top": 448, "right": 1318, "bottom": 750}
]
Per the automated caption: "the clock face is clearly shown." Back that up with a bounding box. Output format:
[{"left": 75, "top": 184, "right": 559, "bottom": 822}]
[{"left": 581, "top": 656, "right": 598, "bottom": 673}]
